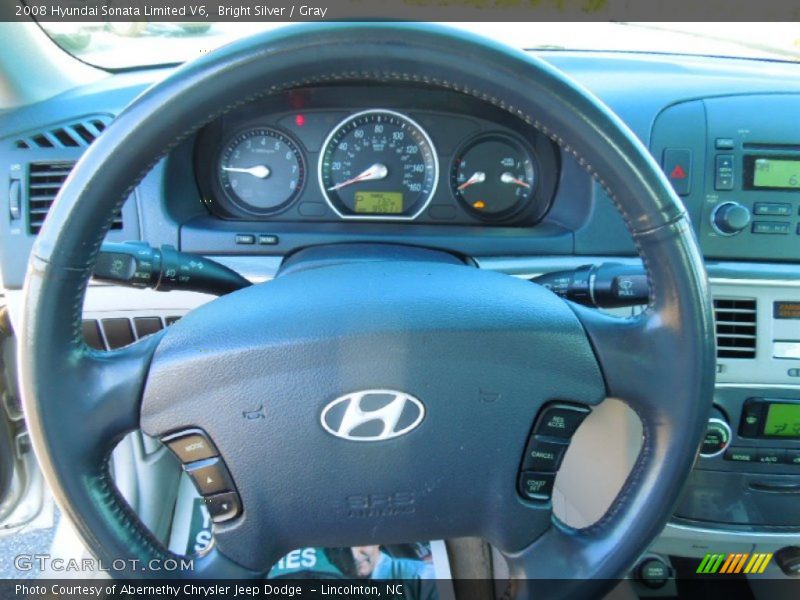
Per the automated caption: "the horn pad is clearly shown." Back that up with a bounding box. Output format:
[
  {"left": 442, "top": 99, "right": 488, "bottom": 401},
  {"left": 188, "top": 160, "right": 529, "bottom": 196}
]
[{"left": 140, "top": 256, "right": 605, "bottom": 570}]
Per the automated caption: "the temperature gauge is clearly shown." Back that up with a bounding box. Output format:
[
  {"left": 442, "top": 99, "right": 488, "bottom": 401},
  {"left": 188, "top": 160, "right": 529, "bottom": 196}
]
[{"left": 451, "top": 134, "right": 536, "bottom": 220}]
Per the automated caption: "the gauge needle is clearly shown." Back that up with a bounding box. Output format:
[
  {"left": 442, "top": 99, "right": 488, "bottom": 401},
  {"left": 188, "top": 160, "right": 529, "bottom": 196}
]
[
  {"left": 327, "top": 163, "right": 388, "bottom": 191},
  {"left": 222, "top": 165, "right": 271, "bottom": 179},
  {"left": 500, "top": 172, "right": 530, "bottom": 188},
  {"left": 457, "top": 171, "right": 486, "bottom": 191}
]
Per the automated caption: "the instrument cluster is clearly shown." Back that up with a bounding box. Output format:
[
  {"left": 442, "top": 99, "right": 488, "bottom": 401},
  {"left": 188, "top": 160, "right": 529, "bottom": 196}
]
[{"left": 195, "top": 87, "right": 560, "bottom": 226}]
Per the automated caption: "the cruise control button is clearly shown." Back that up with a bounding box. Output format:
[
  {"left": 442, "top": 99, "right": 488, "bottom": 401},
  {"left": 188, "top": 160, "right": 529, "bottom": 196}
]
[
  {"left": 162, "top": 429, "right": 219, "bottom": 463},
  {"left": 522, "top": 439, "right": 567, "bottom": 471},
  {"left": 757, "top": 448, "right": 785, "bottom": 464},
  {"left": 205, "top": 492, "right": 242, "bottom": 524},
  {"left": 185, "top": 458, "right": 234, "bottom": 496},
  {"left": 518, "top": 471, "right": 555, "bottom": 500},
  {"left": 534, "top": 405, "right": 590, "bottom": 439},
  {"left": 724, "top": 447, "right": 757, "bottom": 462}
]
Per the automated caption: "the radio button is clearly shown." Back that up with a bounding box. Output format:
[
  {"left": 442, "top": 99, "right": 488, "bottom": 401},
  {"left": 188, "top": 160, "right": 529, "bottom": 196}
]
[
  {"left": 162, "top": 429, "right": 219, "bottom": 463},
  {"left": 782, "top": 450, "right": 800, "bottom": 466},
  {"left": 714, "top": 154, "right": 735, "bottom": 191},
  {"left": 757, "top": 448, "right": 785, "bottom": 464},
  {"left": 724, "top": 447, "right": 758, "bottom": 462},
  {"left": 754, "top": 202, "right": 792, "bottom": 217},
  {"left": 752, "top": 221, "right": 789, "bottom": 235}
]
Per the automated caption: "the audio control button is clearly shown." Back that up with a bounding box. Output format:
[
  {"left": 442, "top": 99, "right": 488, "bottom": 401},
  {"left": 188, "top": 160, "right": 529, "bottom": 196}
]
[
  {"left": 185, "top": 458, "right": 235, "bottom": 496},
  {"left": 714, "top": 154, "right": 734, "bottom": 190},
  {"left": 753, "top": 202, "right": 792, "bottom": 217},
  {"left": 712, "top": 202, "right": 750, "bottom": 236},
  {"left": 752, "top": 221, "right": 789, "bottom": 235},
  {"left": 162, "top": 429, "right": 219, "bottom": 463}
]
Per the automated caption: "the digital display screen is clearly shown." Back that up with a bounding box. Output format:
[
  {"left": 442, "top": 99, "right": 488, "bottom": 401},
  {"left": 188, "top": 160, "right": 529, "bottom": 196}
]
[
  {"left": 753, "top": 158, "right": 800, "bottom": 189},
  {"left": 354, "top": 191, "right": 404, "bottom": 214},
  {"left": 763, "top": 403, "right": 800, "bottom": 437},
  {"left": 775, "top": 301, "right": 800, "bottom": 320}
]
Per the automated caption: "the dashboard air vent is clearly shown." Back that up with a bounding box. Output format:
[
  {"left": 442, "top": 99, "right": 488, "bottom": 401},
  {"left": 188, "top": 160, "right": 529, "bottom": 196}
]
[
  {"left": 13, "top": 116, "right": 110, "bottom": 149},
  {"left": 27, "top": 162, "right": 123, "bottom": 235},
  {"left": 714, "top": 298, "right": 757, "bottom": 359}
]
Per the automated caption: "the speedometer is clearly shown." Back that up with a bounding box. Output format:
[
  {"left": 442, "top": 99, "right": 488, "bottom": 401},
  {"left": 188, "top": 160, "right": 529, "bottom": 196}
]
[{"left": 318, "top": 110, "right": 438, "bottom": 220}]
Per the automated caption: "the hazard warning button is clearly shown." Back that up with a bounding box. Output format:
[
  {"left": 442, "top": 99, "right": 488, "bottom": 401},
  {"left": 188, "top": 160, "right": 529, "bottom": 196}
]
[{"left": 662, "top": 148, "right": 692, "bottom": 196}]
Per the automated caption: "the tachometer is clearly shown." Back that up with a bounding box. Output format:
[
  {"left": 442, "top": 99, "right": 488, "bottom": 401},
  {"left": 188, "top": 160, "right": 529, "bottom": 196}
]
[
  {"left": 218, "top": 127, "right": 305, "bottom": 215},
  {"left": 319, "top": 110, "right": 438, "bottom": 220}
]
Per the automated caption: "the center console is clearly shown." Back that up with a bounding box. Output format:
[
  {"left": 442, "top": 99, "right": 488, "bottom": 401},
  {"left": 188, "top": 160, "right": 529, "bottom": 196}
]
[{"left": 649, "top": 95, "right": 800, "bottom": 569}]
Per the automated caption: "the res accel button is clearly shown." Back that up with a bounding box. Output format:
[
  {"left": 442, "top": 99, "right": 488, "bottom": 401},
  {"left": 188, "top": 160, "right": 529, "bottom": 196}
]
[
  {"left": 534, "top": 405, "right": 590, "bottom": 439},
  {"left": 162, "top": 429, "right": 219, "bottom": 463}
]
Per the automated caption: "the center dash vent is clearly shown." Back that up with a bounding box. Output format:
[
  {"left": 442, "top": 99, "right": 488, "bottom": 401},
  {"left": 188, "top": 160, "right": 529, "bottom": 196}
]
[
  {"left": 713, "top": 298, "right": 757, "bottom": 359},
  {"left": 27, "top": 162, "right": 123, "bottom": 235},
  {"left": 13, "top": 116, "right": 110, "bottom": 150}
]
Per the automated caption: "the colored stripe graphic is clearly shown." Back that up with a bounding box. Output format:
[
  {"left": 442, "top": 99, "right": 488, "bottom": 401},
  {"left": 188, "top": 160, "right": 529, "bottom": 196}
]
[{"left": 699, "top": 552, "right": 773, "bottom": 575}]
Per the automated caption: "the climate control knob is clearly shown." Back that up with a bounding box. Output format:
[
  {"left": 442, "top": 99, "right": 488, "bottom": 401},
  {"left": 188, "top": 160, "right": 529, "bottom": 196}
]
[
  {"left": 700, "top": 414, "right": 732, "bottom": 458},
  {"left": 712, "top": 202, "right": 751, "bottom": 235}
]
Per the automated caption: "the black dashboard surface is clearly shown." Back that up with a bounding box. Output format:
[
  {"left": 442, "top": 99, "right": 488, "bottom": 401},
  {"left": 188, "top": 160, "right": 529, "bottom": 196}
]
[{"left": 2, "top": 51, "right": 800, "bottom": 287}]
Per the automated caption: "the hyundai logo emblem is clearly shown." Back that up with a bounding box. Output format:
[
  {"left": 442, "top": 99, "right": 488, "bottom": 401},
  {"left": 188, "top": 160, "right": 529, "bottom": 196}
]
[{"left": 320, "top": 390, "right": 425, "bottom": 441}]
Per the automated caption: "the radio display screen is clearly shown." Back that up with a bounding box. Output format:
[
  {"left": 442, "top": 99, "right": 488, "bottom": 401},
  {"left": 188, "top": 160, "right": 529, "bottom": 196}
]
[
  {"left": 752, "top": 157, "right": 800, "bottom": 189},
  {"left": 763, "top": 403, "right": 800, "bottom": 437}
]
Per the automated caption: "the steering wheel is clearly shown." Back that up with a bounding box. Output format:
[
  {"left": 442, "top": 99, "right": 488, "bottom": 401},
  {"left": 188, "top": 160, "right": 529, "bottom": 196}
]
[{"left": 19, "top": 23, "right": 714, "bottom": 597}]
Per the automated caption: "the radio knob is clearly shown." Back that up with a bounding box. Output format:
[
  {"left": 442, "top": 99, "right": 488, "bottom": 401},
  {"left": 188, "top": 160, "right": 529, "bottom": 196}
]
[{"left": 712, "top": 202, "right": 751, "bottom": 235}]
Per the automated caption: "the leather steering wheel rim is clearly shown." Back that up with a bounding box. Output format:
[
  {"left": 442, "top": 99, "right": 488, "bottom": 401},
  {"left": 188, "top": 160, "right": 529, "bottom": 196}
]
[{"left": 19, "top": 23, "right": 715, "bottom": 596}]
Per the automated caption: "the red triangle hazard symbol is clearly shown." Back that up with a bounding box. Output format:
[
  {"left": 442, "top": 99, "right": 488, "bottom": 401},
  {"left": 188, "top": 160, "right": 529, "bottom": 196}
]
[{"left": 669, "top": 165, "right": 687, "bottom": 180}]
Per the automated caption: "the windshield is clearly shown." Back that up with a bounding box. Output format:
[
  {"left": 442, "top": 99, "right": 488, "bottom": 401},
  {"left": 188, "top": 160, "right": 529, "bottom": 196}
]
[{"left": 40, "top": 22, "right": 800, "bottom": 70}]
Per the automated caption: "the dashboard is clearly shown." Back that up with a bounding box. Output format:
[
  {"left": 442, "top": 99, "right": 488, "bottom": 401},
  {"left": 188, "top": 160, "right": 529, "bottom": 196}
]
[
  {"left": 2, "top": 48, "right": 800, "bottom": 583},
  {"left": 193, "top": 87, "right": 559, "bottom": 226}
]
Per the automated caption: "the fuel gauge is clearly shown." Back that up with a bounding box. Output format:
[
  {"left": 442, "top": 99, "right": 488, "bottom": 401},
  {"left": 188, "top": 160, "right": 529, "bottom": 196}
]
[{"left": 451, "top": 134, "right": 536, "bottom": 220}]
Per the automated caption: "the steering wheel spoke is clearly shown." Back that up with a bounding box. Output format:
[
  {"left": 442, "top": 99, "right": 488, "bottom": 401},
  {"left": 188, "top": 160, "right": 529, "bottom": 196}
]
[{"left": 76, "top": 334, "right": 165, "bottom": 458}]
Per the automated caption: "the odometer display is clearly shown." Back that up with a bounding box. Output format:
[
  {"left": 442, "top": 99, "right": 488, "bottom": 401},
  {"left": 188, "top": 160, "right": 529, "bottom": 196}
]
[
  {"left": 354, "top": 191, "right": 404, "bottom": 214},
  {"left": 319, "top": 110, "right": 438, "bottom": 219}
]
